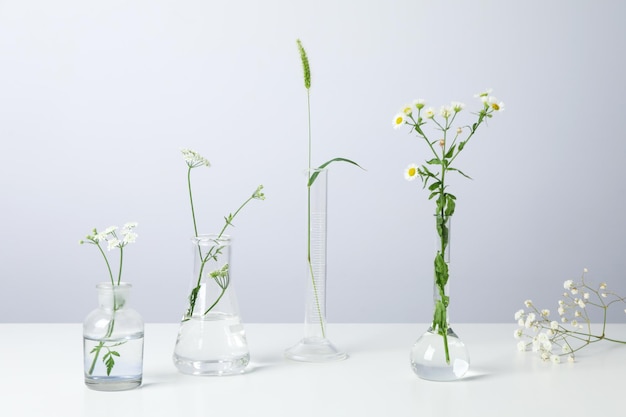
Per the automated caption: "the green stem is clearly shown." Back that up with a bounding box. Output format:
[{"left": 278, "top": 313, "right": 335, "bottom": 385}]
[
  {"left": 95, "top": 242, "right": 114, "bottom": 286},
  {"left": 203, "top": 287, "right": 227, "bottom": 316},
  {"left": 117, "top": 247, "right": 124, "bottom": 285}
]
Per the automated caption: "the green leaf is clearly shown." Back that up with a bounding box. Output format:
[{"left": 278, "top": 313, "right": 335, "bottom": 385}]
[
  {"left": 447, "top": 167, "right": 473, "bottom": 180},
  {"left": 444, "top": 144, "right": 456, "bottom": 159},
  {"left": 426, "top": 158, "right": 441, "bottom": 165},
  {"left": 427, "top": 181, "right": 441, "bottom": 191},
  {"left": 445, "top": 195, "right": 456, "bottom": 216},
  {"left": 308, "top": 157, "right": 364, "bottom": 186},
  {"left": 458, "top": 141, "right": 466, "bottom": 151}
]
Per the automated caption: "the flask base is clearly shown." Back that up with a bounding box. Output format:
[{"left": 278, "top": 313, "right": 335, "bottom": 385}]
[{"left": 285, "top": 337, "right": 348, "bottom": 362}]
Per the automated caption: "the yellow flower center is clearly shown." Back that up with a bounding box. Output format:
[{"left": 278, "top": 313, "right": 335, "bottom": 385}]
[
  {"left": 408, "top": 167, "right": 416, "bottom": 177},
  {"left": 395, "top": 116, "right": 403, "bottom": 125},
  {"left": 491, "top": 103, "right": 500, "bottom": 111}
]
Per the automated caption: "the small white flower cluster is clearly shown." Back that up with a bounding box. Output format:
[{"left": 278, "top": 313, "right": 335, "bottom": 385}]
[
  {"left": 81, "top": 222, "right": 139, "bottom": 251},
  {"left": 514, "top": 269, "right": 626, "bottom": 364},
  {"left": 181, "top": 148, "right": 211, "bottom": 168}
]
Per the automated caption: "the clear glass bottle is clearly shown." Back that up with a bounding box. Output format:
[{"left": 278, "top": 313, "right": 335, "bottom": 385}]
[
  {"left": 83, "top": 282, "right": 144, "bottom": 391},
  {"left": 285, "top": 169, "right": 347, "bottom": 362},
  {"left": 410, "top": 214, "right": 470, "bottom": 381},
  {"left": 173, "top": 234, "right": 250, "bottom": 375}
]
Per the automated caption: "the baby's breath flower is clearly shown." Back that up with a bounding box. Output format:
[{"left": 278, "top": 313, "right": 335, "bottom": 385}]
[
  {"left": 599, "top": 282, "right": 607, "bottom": 290},
  {"left": 568, "top": 355, "right": 575, "bottom": 363},
  {"left": 517, "top": 341, "right": 526, "bottom": 352},
  {"left": 601, "top": 293, "right": 607, "bottom": 298},
  {"left": 571, "top": 287, "right": 579, "bottom": 295},
  {"left": 577, "top": 299, "right": 586, "bottom": 308},
  {"left": 541, "top": 309, "right": 550, "bottom": 317},
  {"left": 404, "top": 164, "right": 419, "bottom": 181},
  {"left": 392, "top": 113, "right": 406, "bottom": 129},
  {"left": 583, "top": 292, "right": 590, "bottom": 300},
  {"left": 550, "top": 321, "right": 559, "bottom": 330},
  {"left": 550, "top": 355, "right": 560, "bottom": 364},
  {"left": 570, "top": 319, "right": 578, "bottom": 327},
  {"left": 514, "top": 309, "right": 524, "bottom": 320},
  {"left": 514, "top": 329, "right": 523, "bottom": 339},
  {"left": 524, "top": 300, "right": 533, "bottom": 308},
  {"left": 558, "top": 307, "right": 565, "bottom": 315},
  {"left": 564, "top": 280, "right": 574, "bottom": 290}
]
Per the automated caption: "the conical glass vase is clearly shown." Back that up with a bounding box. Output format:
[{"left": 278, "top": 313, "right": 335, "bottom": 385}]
[
  {"left": 173, "top": 234, "right": 250, "bottom": 375},
  {"left": 285, "top": 168, "right": 347, "bottom": 362},
  {"left": 410, "top": 214, "right": 470, "bottom": 381}
]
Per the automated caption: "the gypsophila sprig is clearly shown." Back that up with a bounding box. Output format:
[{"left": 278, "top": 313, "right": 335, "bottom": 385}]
[
  {"left": 80, "top": 222, "right": 138, "bottom": 376},
  {"left": 515, "top": 268, "right": 626, "bottom": 363},
  {"left": 180, "top": 148, "right": 264, "bottom": 320},
  {"left": 393, "top": 90, "right": 504, "bottom": 364}
]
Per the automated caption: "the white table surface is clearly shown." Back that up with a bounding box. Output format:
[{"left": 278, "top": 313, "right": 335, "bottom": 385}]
[{"left": 1, "top": 323, "right": 624, "bottom": 417}]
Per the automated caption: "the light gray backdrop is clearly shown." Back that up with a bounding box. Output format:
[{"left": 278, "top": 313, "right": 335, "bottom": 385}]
[{"left": 1, "top": 0, "right": 625, "bottom": 323}]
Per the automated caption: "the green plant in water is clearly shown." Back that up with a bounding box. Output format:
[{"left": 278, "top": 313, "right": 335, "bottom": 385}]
[
  {"left": 296, "top": 39, "right": 363, "bottom": 338},
  {"left": 393, "top": 91, "right": 504, "bottom": 363},
  {"left": 80, "top": 223, "right": 138, "bottom": 375},
  {"left": 181, "top": 148, "right": 264, "bottom": 320}
]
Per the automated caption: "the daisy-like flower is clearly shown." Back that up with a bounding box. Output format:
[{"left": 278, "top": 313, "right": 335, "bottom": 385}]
[
  {"left": 181, "top": 148, "right": 211, "bottom": 168},
  {"left": 451, "top": 101, "right": 464, "bottom": 112},
  {"left": 404, "top": 164, "right": 419, "bottom": 181},
  {"left": 474, "top": 88, "right": 493, "bottom": 98},
  {"left": 424, "top": 107, "right": 435, "bottom": 119},
  {"left": 439, "top": 105, "right": 452, "bottom": 119},
  {"left": 402, "top": 105, "right": 413, "bottom": 116},
  {"left": 487, "top": 96, "right": 504, "bottom": 112},
  {"left": 392, "top": 113, "right": 405, "bottom": 129},
  {"left": 413, "top": 99, "right": 425, "bottom": 110}
]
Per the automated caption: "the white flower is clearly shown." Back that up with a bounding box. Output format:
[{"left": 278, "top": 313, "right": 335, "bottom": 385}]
[
  {"left": 424, "top": 107, "right": 435, "bottom": 119},
  {"left": 571, "top": 320, "right": 578, "bottom": 327},
  {"left": 122, "top": 232, "right": 138, "bottom": 245},
  {"left": 577, "top": 299, "right": 585, "bottom": 308},
  {"left": 517, "top": 341, "right": 526, "bottom": 352},
  {"left": 583, "top": 292, "right": 590, "bottom": 300},
  {"left": 563, "top": 280, "right": 574, "bottom": 290},
  {"left": 181, "top": 148, "right": 211, "bottom": 168},
  {"left": 474, "top": 88, "right": 492, "bottom": 98},
  {"left": 541, "top": 309, "right": 550, "bottom": 317},
  {"left": 451, "top": 101, "right": 464, "bottom": 112},
  {"left": 541, "top": 352, "right": 550, "bottom": 361},
  {"left": 571, "top": 287, "right": 579, "bottom": 295},
  {"left": 599, "top": 282, "right": 607, "bottom": 290},
  {"left": 392, "top": 113, "right": 405, "bottom": 129},
  {"left": 518, "top": 319, "right": 525, "bottom": 327},
  {"left": 562, "top": 345, "right": 571, "bottom": 353},
  {"left": 568, "top": 355, "right": 575, "bottom": 363},
  {"left": 404, "top": 164, "right": 419, "bottom": 181},
  {"left": 558, "top": 307, "right": 565, "bottom": 315},
  {"left": 601, "top": 293, "right": 607, "bottom": 298},
  {"left": 439, "top": 105, "right": 452, "bottom": 119},
  {"left": 107, "top": 238, "right": 120, "bottom": 251},
  {"left": 550, "top": 354, "right": 560, "bottom": 364},
  {"left": 514, "top": 329, "right": 523, "bottom": 339},
  {"left": 524, "top": 300, "right": 533, "bottom": 308},
  {"left": 514, "top": 309, "right": 524, "bottom": 320},
  {"left": 413, "top": 99, "right": 425, "bottom": 110},
  {"left": 525, "top": 313, "right": 536, "bottom": 328},
  {"left": 550, "top": 321, "right": 559, "bottom": 330},
  {"left": 574, "top": 310, "right": 581, "bottom": 317},
  {"left": 402, "top": 105, "right": 412, "bottom": 115},
  {"left": 487, "top": 96, "right": 504, "bottom": 112}
]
